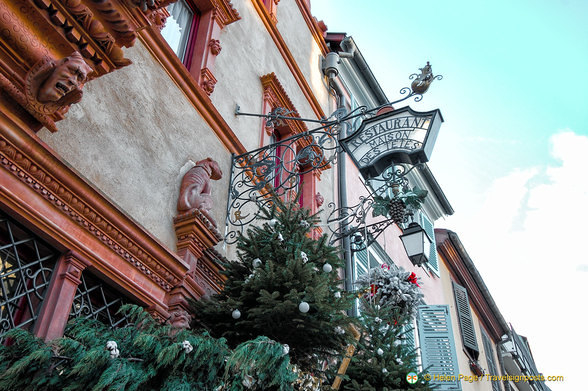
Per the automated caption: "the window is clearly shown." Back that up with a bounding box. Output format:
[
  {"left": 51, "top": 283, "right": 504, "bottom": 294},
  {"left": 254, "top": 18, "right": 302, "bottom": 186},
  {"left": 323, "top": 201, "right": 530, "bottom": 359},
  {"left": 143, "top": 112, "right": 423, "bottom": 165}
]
[
  {"left": 417, "top": 305, "right": 461, "bottom": 390},
  {"left": 0, "top": 210, "right": 59, "bottom": 340},
  {"left": 69, "top": 271, "right": 132, "bottom": 328},
  {"left": 259, "top": 73, "right": 324, "bottom": 212},
  {"left": 161, "top": 0, "right": 199, "bottom": 66},
  {"left": 452, "top": 281, "right": 479, "bottom": 360},
  {"left": 353, "top": 246, "right": 387, "bottom": 278}
]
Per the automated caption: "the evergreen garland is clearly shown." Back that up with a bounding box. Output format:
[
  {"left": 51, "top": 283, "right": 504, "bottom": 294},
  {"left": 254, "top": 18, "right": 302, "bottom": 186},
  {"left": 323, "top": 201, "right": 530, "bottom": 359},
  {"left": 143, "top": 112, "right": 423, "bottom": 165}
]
[{"left": 0, "top": 305, "right": 293, "bottom": 391}]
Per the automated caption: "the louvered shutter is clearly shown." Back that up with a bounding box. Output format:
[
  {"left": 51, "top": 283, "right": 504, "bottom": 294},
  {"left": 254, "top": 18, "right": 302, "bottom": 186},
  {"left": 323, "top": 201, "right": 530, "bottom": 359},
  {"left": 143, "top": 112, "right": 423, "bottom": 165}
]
[
  {"left": 418, "top": 305, "right": 461, "bottom": 390},
  {"left": 401, "top": 321, "right": 418, "bottom": 366},
  {"left": 419, "top": 214, "right": 439, "bottom": 275},
  {"left": 452, "top": 282, "right": 479, "bottom": 353},
  {"left": 355, "top": 249, "right": 369, "bottom": 277},
  {"left": 481, "top": 328, "right": 501, "bottom": 391}
]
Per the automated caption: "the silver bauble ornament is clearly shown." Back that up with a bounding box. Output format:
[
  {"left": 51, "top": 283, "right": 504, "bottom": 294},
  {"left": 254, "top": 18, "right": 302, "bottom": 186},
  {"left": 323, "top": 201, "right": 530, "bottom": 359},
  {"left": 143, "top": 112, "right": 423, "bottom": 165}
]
[
  {"left": 252, "top": 258, "right": 262, "bottom": 268},
  {"left": 232, "top": 309, "right": 241, "bottom": 319},
  {"left": 322, "top": 263, "right": 332, "bottom": 273}
]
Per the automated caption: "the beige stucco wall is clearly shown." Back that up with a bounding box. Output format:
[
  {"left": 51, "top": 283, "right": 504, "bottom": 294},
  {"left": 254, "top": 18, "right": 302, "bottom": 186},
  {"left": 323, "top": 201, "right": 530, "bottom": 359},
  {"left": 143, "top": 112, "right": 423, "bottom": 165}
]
[
  {"left": 37, "top": 42, "right": 231, "bottom": 250},
  {"left": 37, "top": 0, "right": 335, "bottom": 255},
  {"left": 212, "top": 0, "right": 331, "bottom": 152}
]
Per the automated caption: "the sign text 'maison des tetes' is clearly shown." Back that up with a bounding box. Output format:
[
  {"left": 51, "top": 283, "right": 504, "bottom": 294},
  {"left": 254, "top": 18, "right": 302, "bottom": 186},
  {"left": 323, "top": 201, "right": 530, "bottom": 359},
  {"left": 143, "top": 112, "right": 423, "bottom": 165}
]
[{"left": 340, "top": 106, "right": 443, "bottom": 179}]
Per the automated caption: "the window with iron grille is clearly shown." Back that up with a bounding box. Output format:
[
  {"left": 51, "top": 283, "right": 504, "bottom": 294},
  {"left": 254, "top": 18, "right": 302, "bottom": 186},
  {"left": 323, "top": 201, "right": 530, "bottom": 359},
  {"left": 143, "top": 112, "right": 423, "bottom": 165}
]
[
  {"left": 69, "top": 271, "right": 132, "bottom": 328},
  {"left": 0, "top": 210, "right": 59, "bottom": 340}
]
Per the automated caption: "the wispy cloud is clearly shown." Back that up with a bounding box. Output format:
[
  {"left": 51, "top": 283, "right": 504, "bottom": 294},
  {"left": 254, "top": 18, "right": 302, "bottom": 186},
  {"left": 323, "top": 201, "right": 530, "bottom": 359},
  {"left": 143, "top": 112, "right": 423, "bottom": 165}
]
[{"left": 444, "top": 130, "right": 588, "bottom": 391}]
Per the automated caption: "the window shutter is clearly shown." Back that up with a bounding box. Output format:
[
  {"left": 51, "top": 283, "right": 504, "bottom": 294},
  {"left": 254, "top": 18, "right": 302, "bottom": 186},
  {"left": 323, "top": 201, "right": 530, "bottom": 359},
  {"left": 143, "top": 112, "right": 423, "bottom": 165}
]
[
  {"left": 481, "top": 328, "right": 502, "bottom": 391},
  {"left": 452, "top": 282, "right": 479, "bottom": 353},
  {"left": 419, "top": 214, "right": 439, "bottom": 275},
  {"left": 417, "top": 305, "right": 461, "bottom": 390},
  {"left": 354, "top": 249, "right": 369, "bottom": 277},
  {"left": 401, "top": 321, "right": 418, "bottom": 366}
]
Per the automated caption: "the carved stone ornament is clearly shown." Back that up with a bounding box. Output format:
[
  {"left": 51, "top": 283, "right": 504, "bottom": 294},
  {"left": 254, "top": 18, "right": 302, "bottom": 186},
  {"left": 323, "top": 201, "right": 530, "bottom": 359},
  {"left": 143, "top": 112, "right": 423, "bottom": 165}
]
[
  {"left": 209, "top": 39, "right": 222, "bottom": 56},
  {"left": 315, "top": 192, "right": 324, "bottom": 207},
  {"left": 200, "top": 68, "right": 218, "bottom": 96},
  {"left": 168, "top": 308, "right": 191, "bottom": 330},
  {"left": 25, "top": 52, "right": 93, "bottom": 116},
  {"left": 177, "top": 157, "right": 223, "bottom": 225}
]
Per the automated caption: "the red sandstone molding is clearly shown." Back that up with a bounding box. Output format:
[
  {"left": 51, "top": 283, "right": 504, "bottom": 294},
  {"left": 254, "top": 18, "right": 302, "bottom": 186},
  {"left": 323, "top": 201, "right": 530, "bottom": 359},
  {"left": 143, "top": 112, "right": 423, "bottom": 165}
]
[
  {"left": 0, "top": 111, "right": 189, "bottom": 295},
  {"left": 250, "top": 0, "right": 326, "bottom": 121},
  {"left": 137, "top": 26, "right": 246, "bottom": 154},
  {"left": 293, "top": 0, "right": 328, "bottom": 55},
  {"left": 34, "top": 252, "right": 88, "bottom": 341},
  {"left": 260, "top": 72, "right": 329, "bottom": 177}
]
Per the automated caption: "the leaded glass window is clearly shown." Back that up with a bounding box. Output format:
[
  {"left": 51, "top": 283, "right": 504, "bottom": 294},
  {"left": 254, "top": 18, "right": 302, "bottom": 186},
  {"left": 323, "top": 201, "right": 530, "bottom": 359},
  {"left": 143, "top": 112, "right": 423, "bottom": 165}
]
[{"left": 0, "top": 210, "right": 59, "bottom": 340}]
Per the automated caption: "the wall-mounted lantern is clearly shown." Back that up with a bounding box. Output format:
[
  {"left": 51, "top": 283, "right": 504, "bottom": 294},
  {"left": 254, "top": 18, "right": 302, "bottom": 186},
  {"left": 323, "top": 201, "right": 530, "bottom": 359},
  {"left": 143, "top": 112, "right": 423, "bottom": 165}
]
[{"left": 399, "top": 222, "right": 432, "bottom": 267}]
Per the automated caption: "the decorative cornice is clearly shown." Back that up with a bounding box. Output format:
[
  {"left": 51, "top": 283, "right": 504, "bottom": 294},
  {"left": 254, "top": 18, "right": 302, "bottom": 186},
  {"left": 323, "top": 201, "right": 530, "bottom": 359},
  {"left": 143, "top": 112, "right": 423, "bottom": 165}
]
[
  {"left": 250, "top": 0, "right": 326, "bottom": 121},
  {"left": 34, "top": 0, "right": 132, "bottom": 74},
  {"left": 0, "top": 123, "right": 188, "bottom": 292},
  {"left": 210, "top": 0, "right": 241, "bottom": 29},
  {"left": 260, "top": 72, "right": 307, "bottom": 135}
]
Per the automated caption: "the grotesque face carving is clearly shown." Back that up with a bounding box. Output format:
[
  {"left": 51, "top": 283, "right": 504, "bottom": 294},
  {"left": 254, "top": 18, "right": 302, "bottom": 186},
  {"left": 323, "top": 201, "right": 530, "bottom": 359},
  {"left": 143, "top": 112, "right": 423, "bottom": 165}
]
[{"left": 37, "top": 52, "right": 92, "bottom": 103}]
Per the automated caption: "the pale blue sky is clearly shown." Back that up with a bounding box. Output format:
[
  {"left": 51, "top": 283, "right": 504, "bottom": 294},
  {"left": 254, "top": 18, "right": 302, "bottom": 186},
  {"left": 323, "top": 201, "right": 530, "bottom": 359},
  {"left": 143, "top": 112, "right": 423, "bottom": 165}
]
[{"left": 311, "top": 1, "right": 588, "bottom": 390}]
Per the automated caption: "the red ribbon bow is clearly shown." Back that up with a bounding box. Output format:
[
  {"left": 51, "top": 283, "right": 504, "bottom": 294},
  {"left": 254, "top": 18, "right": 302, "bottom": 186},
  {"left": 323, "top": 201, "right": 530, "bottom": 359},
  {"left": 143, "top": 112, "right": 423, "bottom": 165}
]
[
  {"left": 407, "top": 272, "right": 420, "bottom": 287},
  {"left": 370, "top": 284, "right": 379, "bottom": 296}
]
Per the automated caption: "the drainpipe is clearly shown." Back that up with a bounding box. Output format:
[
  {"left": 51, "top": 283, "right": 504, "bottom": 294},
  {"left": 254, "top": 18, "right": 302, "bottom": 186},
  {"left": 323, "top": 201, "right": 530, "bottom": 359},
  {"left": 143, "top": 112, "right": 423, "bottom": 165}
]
[{"left": 323, "top": 46, "right": 356, "bottom": 315}]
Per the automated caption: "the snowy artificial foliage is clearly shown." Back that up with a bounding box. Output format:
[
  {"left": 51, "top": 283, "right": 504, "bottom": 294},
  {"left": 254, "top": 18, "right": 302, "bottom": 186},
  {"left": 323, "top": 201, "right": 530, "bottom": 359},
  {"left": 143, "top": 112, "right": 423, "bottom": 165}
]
[
  {"left": 181, "top": 340, "right": 193, "bottom": 353},
  {"left": 105, "top": 340, "right": 120, "bottom": 358},
  {"left": 356, "top": 266, "right": 424, "bottom": 318}
]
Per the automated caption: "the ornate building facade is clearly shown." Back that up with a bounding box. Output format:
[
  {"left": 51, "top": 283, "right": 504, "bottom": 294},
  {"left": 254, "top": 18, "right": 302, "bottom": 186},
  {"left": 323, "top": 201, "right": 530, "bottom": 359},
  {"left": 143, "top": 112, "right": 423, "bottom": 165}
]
[{"left": 0, "top": 0, "right": 335, "bottom": 340}]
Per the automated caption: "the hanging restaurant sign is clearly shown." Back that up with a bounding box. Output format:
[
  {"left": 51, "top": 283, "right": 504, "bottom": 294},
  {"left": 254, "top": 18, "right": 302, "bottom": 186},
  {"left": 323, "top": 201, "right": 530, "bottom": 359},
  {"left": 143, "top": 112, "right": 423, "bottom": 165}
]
[{"left": 340, "top": 106, "right": 444, "bottom": 179}]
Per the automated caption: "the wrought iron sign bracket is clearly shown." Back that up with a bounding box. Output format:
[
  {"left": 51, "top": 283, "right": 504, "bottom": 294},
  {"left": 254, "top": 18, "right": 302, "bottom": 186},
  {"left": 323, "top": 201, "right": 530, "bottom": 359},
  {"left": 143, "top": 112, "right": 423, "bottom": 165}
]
[{"left": 225, "top": 63, "right": 442, "bottom": 248}]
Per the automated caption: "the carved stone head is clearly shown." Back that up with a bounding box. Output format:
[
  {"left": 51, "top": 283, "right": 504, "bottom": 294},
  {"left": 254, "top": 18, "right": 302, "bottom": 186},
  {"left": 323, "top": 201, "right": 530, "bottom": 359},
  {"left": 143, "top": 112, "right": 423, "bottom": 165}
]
[
  {"left": 38, "top": 52, "right": 93, "bottom": 103},
  {"left": 25, "top": 51, "right": 93, "bottom": 115},
  {"left": 169, "top": 309, "right": 191, "bottom": 330}
]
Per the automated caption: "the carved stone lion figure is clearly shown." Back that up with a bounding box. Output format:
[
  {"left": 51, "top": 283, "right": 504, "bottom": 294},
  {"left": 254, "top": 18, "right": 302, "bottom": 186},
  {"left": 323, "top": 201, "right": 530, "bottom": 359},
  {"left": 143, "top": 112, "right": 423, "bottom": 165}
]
[{"left": 177, "top": 158, "right": 223, "bottom": 224}]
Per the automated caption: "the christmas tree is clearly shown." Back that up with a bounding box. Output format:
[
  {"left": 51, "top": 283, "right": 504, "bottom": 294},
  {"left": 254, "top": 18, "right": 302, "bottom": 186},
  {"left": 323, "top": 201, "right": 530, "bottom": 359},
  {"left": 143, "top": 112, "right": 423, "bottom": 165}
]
[
  {"left": 191, "top": 196, "right": 356, "bottom": 382},
  {"left": 0, "top": 305, "right": 295, "bottom": 391},
  {"left": 341, "top": 265, "right": 432, "bottom": 391}
]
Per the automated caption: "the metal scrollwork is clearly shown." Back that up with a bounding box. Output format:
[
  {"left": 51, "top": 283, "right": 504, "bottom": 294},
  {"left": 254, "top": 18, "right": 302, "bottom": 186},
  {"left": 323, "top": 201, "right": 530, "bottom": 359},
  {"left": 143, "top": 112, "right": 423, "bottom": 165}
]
[
  {"left": 325, "top": 164, "right": 422, "bottom": 252},
  {"left": 226, "top": 63, "right": 441, "bottom": 245}
]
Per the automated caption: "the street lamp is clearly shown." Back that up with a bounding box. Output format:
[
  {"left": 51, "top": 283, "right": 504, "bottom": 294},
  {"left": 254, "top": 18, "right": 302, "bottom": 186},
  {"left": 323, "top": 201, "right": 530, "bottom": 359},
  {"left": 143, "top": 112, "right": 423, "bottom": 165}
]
[{"left": 399, "top": 222, "right": 432, "bottom": 267}]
